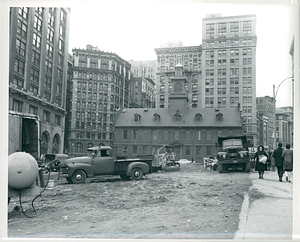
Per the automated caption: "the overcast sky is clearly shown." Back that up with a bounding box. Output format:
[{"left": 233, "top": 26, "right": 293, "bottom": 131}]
[{"left": 67, "top": 1, "right": 297, "bottom": 108}]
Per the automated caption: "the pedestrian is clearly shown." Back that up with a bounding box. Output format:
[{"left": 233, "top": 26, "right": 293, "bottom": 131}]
[
  {"left": 253, "top": 145, "right": 268, "bottom": 179},
  {"left": 272, "top": 143, "right": 284, "bottom": 182},
  {"left": 282, "top": 144, "right": 293, "bottom": 182}
]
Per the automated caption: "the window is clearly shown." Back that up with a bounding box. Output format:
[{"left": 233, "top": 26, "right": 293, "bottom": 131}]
[
  {"left": 133, "top": 130, "right": 137, "bottom": 139},
  {"left": 196, "top": 146, "right": 201, "bottom": 156},
  {"left": 186, "top": 146, "right": 191, "bottom": 156},
  {"left": 133, "top": 146, "right": 137, "bottom": 155},
  {"left": 230, "top": 21, "right": 239, "bottom": 36},
  {"left": 55, "top": 115, "right": 61, "bottom": 126},
  {"left": 174, "top": 130, "right": 179, "bottom": 140},
  {"left": 12, "top": 99, "right": 23, "bottom": 112},
  {"left": 43, "top": 110, "right": 50, "bottom": 122},
  {"left": 123, "top": 130, "right": 127, "bottom": 139},
  {"left": 153, "top": 113, "right": 160, "bottom": 123},
  {"left": 33, "top": 33, "right": 41, "bottom": 48},
  {"left": 16, "top": 39, "right": 26, "bottom": 56},
  {"left": 207, "top": 131, "right": 212, "bottom": 141},
  {"left": 186, "top": 131, "right": 191, "bottom": 140},
  {"left": 34, "top": 15, "right": 42, "bottom": 31},
  {"left": 243, "top": 20, "right": 252, "bottom": 34},
  {"left": 163, "top": 130, "right": 168, "bottom": 140},
  {"left": 153, "top": 130, "right": 158, "bottom": 140},
  {"left": 19, "top": 7, "right": 28, "bottom": 19},
  {"left": 29, "top": 105, "right": 38, "bottom": 115},
  {"left": 32, "top": 50, "right": 40, "bottom": 65},
  {"left": 195, "top": 113, "right": 202, "bottom": 123},
  {"left": 218, "top": 22, "right": 227, "bottom": 36},
  {"left": 30, "top": 68, "right": 39, "bottom": 83},
  {"left": 75, "top": 142, "right": 83, "bottom": 153},
  {"left": 59, "top": 39, "right": 64, "bottom": 52},
  {"left": 216, "top": 113, "right": 223, "bottom": 122},
  {"left": 17, "top": 19, "right": 27, "bottom": 38},
  {"left": 134, "top": 113, "right": 140, "bottom": 123},
  {"left": 196, "top": 131, "right": 201, "bottom": 140},
  {"left": 14, "top": 59, "right": 25, "bottom": 75}
]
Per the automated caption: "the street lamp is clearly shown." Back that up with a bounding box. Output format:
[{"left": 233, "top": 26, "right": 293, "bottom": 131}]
[{"left": 272, "top": 77, "right": 293, "bottom": 150}]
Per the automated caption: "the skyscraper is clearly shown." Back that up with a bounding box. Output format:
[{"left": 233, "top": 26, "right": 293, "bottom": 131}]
[
  {"left": 202, "top": 13, "right": 257, "bottom": 146},
  {"left": 68, "top": 45, "right": 132, "bottom": 156},
  {"left": 9, "top": 7, "right": 71, "bottom": 154}
]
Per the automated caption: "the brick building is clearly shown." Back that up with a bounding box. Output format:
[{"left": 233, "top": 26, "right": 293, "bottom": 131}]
[{"left": 114, "top": 64, "right": 244, "bottom": 162}]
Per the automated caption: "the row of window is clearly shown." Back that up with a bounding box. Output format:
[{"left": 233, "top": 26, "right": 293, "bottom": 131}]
[
  {"left": 205, "top": 86, "right": 253, "bottom": 95},
  {"left": 205, "top": 67, "right": 252, "bottom": 76},
  {"left": 204, "top": 38, "right": 254, "bottom": 49},
  {"left": 206, "top": 49, "right": 252, "bottom": 58},
  {"left": 123, "top": 128, "right": 232, "bottom": 141},
  {"left": 74, "top": 132, "right": 112, "bottom": 140},
  {"left": 11, "top": 99, "right": 62, "bottom": 125},
  {"left": 206, "top": 58, "right": 252, "bottom": 66},
  {"left": 205, "top": 20, "right": 252, "bottom": 38}
]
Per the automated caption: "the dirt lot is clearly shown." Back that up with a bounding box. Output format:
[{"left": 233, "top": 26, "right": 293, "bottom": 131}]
[{"left": 7, "top": 163, "right": 252, "bottom": 239}]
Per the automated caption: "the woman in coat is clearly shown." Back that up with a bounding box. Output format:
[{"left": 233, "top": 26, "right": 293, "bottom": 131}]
[
  {"left": 254, "top": 145, "right": 268, "bottom": 179},
  {"left": 282, "top": 143, "right": 293, "bottom": 182}
]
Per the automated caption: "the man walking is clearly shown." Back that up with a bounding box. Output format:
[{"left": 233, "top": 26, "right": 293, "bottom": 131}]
[{"left": 272, "top": 143, "right": 284, "bottom": 182}]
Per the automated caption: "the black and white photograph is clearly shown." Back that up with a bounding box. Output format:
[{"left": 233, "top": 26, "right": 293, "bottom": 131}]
[{"left": 0, "top": 0, "right": 299, "bottom": 241}]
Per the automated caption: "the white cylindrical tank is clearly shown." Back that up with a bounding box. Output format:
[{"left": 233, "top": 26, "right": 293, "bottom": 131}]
[{"left": 8, "top": 152, "right": 39, "bottom": 189}]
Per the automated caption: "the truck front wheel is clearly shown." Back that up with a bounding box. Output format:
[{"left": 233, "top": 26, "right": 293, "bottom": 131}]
[
  {"left": 71, "top": 170, "right": 86, "bottom": 184},
  {"left": 131, "top": 168, "right": 143, "bottom": 180}
]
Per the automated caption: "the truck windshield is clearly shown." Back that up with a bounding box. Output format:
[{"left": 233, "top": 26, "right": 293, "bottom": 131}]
[
  {"left": 87, "top": 150, "right": 96, "bottom": 157},
  {"left": 223, "top": 139, "right": 242, "bottom": 149}
]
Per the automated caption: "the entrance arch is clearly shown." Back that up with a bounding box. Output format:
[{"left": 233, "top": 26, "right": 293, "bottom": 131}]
[
  {"left": 52, "top": 133, "right": 60, "bottom": 154},
  {"left": 41, "top": 131, "right": 50, "bottom": 155}
]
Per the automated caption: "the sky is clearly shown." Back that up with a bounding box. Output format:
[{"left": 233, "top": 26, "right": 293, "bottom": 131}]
[{"left": 67, "top": 1, "right": 298, "bottom": 108}]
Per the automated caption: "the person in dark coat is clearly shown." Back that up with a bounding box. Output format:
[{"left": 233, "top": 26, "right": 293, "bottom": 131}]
[
  {"left": 282, "top": 144, "right": 293, "bottom": 182},
  {"left": 272, "top": 143, "right": 284, "bottom": 182},
  {"left": 253, "top": 145, "right": 268, "bottom": 179}
]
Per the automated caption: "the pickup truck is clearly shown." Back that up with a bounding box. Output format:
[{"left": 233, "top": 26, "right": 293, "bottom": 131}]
[{"left": 59, "top": 146, "right": 153, "bottom": 184}]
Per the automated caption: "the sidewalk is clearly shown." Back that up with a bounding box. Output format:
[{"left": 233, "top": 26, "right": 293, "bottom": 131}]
[{"left": 234, "top": 170, "right": 293, "bottom": 240}]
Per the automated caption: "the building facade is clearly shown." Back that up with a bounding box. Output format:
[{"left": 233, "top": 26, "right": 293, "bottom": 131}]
[
  {"left": 154, "top": 45, "right": 202, "bottom": 108},
  {"left": 202, "top": 13, "right": 257, "bottom": 147},
  {"left": 68, "top": 45, "right": 132, "bottom": 156},
  {"left": 9, "top": 7, "right": 71, "bottom": 155},
  {"left": 276, "top": 106, "right": 293, "bottom": 148},
  {"left": 114, "top": 65, "right": 244, "bottom": 162},
  {"left": 130, "top": 77, "right": 156, "bottom": 108},
  {"left": 256, "top": 96, "right": 275, "bottom": 149}
]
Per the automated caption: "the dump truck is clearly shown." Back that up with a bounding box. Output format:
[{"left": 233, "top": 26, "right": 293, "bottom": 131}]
[{"left": 216, "top": 135, "right": 250, "bottom": 173}]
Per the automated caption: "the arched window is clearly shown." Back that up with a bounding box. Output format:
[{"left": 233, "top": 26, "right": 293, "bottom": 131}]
[
  {"left": 52, "top": 134, "right": 60, "bottom": 154},
  {"left": 173, "top": 113, "right": 181, "bottom": 123},
  {"left": 153, "top": 113, "right": 160, "bottom": 123},
  {"left": 134, "top": 113, "right": 141, "bottom": 123},
  {"left": 105, "top": 75, "right": 108, "bottom": 81},
  {"left": 78, "top": 72, "right": 82, "bottom": 78},
  {"left": 216, "top": 113, "right": 223, "bottom": 122},
  {"left": 83, "top": 72, "right": 87, "bottom": 79},
  {"left": 195, "top": 113, "right": 202, "bottom": 123},
  {"left": 41, "top": 131, "right": 49, "bottom": 155},
  {"left": 75, "top": 142, "right": 83, "bottom": 153}
]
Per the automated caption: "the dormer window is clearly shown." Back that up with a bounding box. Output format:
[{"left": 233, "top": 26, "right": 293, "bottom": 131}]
[
  {"left": 216, "top": 113, "right": 223, "bottom": 122},
  {"left": 195, "top": 113, "right": 202, "bottom": 123},
  {"left": 134, "top": 113, "right": 141, "bottom": 123},
  {"left": 153, "top": 113, "right": 160, "bottom": 123},
  {"left": 173, "top": 113, "right": 181, "bottom": 123}
]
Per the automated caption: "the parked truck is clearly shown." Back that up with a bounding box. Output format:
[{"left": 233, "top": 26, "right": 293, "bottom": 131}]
[
  {"left": 9, "top": 111, "right": 40, "bottom": 160},
  {"left": 216, "top": 135, "right": 250, "bottom": 173},
  {"left": 59, "top": 145, "right": 153, "bottom": 183}
]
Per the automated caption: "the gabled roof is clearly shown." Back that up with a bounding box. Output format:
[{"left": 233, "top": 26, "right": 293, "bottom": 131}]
[{"left": 115, "top": 108, "right": 242, "bottom": 127}]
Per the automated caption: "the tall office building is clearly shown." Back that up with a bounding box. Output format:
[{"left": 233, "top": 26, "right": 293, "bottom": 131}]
[
  {"left": 68, "top": 45, "right": 132, "bottom": 156},
  {"left": 9, "top": 7, "right": 71, "bottom": 154},
  {"left": 130, "top": 77, "right": 156, "bottom": 108},
  {"left": 154, "top": 45, "right": 202, "bottom": 108},
  {"left": 202, "top": 14, "right": 257, "bottom": 146}
]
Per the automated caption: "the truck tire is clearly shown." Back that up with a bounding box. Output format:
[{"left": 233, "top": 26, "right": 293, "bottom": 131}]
[
  {"left": 71, "top": 170, "right": 86, "bottom": 184},
  {"left": 218, "top": 164, "right": 224, "bottom": 173},
  {"left": 245, "top": 162, "right": 250, "bottom": 172},
  {"left": 131, "top": 168, "right": 143, "bottom": 180},
  {"left": 120, "top": 174, "right": 131, "bottom": 180}
]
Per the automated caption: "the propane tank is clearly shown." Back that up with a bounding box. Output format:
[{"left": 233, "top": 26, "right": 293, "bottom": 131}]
[{"left": 8, "top": 152, "right": 39, "bottom": 190}]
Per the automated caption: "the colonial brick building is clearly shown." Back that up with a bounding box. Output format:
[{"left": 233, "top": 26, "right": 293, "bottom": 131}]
[{"left": 114, "top": 64, "right": 244, "bottom": 162}]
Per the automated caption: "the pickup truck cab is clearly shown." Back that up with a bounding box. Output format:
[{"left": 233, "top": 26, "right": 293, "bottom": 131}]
[{"left": 60, "top": 146, "right": 152, "bottom": 184}]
